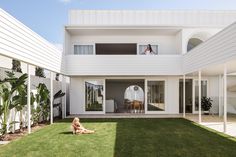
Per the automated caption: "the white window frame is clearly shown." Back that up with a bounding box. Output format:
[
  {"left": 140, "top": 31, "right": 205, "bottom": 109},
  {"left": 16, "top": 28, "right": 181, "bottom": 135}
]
[
  {"left": 84, "top": 79, "right": 105, "bottom": 114},
  {"left": 178, "top": 77, "right": 194, "bottom": 114},
  {"left": 72, "top": 42, "right": 96, "bottom": 55},
  {"left": 145, "top": 78, "right": 167, "bottom": 114},
  {"left": 137, "top": 42, "right": 159, "bottom": 55}
]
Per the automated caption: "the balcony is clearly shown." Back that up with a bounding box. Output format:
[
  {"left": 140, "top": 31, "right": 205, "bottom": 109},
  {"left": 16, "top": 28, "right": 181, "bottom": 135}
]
[{"left": 65, "top": 54, "right": 183, "bottom": 76}]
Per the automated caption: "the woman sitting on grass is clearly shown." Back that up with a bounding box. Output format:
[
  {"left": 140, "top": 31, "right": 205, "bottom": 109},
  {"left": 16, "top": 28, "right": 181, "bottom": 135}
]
[{"left": 72, "top": 117, "right": 95, "bottom": 134}]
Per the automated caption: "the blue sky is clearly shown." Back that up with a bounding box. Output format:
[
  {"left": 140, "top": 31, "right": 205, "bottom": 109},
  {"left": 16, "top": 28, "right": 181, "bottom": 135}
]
[{"left": 1, "top": 0, "right": 236, "bottom": 46}]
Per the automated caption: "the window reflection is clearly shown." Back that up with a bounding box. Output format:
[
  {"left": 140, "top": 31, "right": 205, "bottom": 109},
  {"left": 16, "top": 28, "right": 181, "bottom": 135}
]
[
  {"left": 147, "top": 81, "right": 165, "bottom": 111},
  {"left": 85, "top": 80, "right": 104, "bottom": 111}
]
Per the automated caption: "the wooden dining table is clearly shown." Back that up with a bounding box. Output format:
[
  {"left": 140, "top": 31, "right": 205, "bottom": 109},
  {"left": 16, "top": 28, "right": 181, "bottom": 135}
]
[{"left": 130, "top": 100, "right": 144, "bottom": 112}]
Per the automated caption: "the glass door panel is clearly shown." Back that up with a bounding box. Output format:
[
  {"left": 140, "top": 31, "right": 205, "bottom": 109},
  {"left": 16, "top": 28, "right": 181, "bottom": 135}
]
[
  {"left": 85, "top": 80, "right": 104, "bottom": 111},
  {"left": 194, "top": 80, "right": 207, "bottom": 111},
  {"left": 147, "top": 81, "right": 165, "bottom": 111}
]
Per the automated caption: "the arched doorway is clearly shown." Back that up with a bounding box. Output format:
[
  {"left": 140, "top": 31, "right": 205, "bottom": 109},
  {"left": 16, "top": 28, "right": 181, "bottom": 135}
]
[{"left": 124, "top": 85, "right": 144, "bottom": 113}]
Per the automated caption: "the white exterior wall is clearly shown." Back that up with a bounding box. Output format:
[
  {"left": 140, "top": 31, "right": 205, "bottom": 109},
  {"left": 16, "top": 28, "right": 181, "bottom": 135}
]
[
  {"left": 69, "top": 10, "right": 236, "bottom": 27},
  {"left": 66, "top": 55, "right": 182, "bottom": 76},
  {"left": 70, "top": 76, "right": 180, "bottom": 115},
  {"left": 0, "top": 9, "right": 63, "bottom": 73},
  {"left": 183, "top": 22, "right": 236, "bottom": 74},
  {"left": 181, "top": 28, "right": 221, "bottom": 54}
]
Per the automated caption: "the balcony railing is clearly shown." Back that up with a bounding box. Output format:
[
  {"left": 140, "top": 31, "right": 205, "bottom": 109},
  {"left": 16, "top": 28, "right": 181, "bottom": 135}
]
[{"left": 65, "top": 54, "right": 182, "bottom": 76}]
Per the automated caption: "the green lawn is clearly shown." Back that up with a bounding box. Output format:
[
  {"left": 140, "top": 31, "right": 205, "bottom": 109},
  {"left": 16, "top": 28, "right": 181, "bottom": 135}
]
[{"left": 0, "top": 118, "right": 236, "bottom": 157}]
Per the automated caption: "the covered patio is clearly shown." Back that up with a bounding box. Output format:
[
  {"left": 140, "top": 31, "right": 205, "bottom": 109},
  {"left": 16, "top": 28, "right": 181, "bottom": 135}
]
[{"left": 182, "top": 22, "right": 236, "bottom": 136}]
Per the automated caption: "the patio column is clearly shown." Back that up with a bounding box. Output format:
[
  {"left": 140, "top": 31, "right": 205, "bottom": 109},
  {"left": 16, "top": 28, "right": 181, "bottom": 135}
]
[
  {"left": 183, "top": 74, "right": 186, "bottom": 118},
  {"left": 198, "top": 70, "right": 202, "bottom": 123},
  {"left": 218, "top": 75, "right": 222, "bottom": 117},
  {"left": 27, "top": 64, "right": 31, "bottom": 134},
  {"left": 223, "top": 65, "right": 227, "bottom": 133},
  {"left": 50, "top": 72, "right": 54, "bottom": 124},
  {"left": 62, "top": 75, "right": 67, "bottom": 119}
]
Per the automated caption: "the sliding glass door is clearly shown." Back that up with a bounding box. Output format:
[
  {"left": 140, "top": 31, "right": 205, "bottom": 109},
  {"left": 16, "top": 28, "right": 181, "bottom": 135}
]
[
  {"left": 146, "top": 80, "right": 165, "bottom": 112},
  {"left": 85, "top": 80, "right": 104, "bottom": 112}
]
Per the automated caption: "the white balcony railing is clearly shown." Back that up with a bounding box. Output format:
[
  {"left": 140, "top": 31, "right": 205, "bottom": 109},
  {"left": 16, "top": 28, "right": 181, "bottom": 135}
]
[{"left": 65, "top": 55, "right": 182, "bottom": 76}]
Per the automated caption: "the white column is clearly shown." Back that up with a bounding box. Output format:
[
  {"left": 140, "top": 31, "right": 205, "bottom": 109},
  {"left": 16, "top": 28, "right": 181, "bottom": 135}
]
[
  {"left": 183, "top": 75, "right": 186, "bottom": 118},
  {"left": 218, "top": 75, "right": 222, "bottom": 117},
  {"left": 223, "top": 65, "right": 227, "bottom": 133},
  {"left": 198, "top": 70, "right": 202, "bottom": 123},
  {"left": 50, "top": 72, "right": 54, "bottom": 124},
  {"left": 62, "top": 75, "right": 67, "bottom": 119},
  {"left": 144, "top": 79, "right": 147, "bottom": 114},
  {"left": 27, "top": 64, "right": 31, "bottom": 134}
]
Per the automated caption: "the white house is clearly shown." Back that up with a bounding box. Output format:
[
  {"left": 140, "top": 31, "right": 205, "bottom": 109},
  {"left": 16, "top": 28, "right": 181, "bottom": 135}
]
[
  {"left": 64, "top": 10, "right": 236, "bottom": 117},
  {"left": 1, "top": 9, "right": 236, "bottom": 130}
]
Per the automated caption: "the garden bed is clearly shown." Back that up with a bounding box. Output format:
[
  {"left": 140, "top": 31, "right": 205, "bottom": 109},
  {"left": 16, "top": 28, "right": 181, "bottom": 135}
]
[{"left": 0, "top": 123, "right": 48, "bottom": 142}]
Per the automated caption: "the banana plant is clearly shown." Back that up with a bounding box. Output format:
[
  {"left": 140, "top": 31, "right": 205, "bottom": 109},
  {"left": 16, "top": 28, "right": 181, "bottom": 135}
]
[
  {"left": 0, "top": 72, "right": 28, "bottom": 135},
  {"left": 35, "top": 83, "right": 50, "bottom": 122}
]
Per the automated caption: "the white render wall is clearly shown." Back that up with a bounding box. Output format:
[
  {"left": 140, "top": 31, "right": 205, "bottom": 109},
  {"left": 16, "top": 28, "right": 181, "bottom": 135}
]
[
  {"left": 65, "top": 55, "right": 182, "bottom": 76},
  {"left": 70, "top": 76, "right": 180, "bottom": 115},
  {"left": 69, "top": 10, "right": 236, "bottom": 27}
]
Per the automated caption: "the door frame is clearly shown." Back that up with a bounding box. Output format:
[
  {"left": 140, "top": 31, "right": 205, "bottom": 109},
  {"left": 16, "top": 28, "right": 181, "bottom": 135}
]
[
  {"left": 84, "top": 79, "right": 106, "bottom": 114},
  {"left": 179, "top": 78, "right": 193, "bottom": 114},
  {"left": 145, "top": 78, "right": 167, "bottom": 114}
]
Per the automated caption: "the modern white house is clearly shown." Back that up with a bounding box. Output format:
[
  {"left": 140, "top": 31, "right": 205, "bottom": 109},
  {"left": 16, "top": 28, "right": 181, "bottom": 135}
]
[
  {"left": 64, "top": 10, "right": 236, "bottom": 120},
  {"left": 1, "top": 9, "right": 236, "bottom": 133}
]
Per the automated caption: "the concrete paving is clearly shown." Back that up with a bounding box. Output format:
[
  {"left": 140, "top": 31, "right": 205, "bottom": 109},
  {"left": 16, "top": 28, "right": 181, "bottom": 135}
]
[{"left": 186, "top": 114, "right": 236, "bottom": 137}]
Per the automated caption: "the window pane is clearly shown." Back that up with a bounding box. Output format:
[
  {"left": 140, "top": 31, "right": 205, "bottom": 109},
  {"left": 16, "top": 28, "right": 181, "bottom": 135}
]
[
  {"left": 74, "top": 45, "right": 93, "bottom": 55},
  {"left": 85, "top": 80, "right": 104, "bottom": 111},
  {"left": 139, "top": 45, "right": 158, "bottom": 55},
  {"left": 147, "top": 81, "right": 165, "bottom": 111},
  {"left": 195, "top": 80, "right": 207, "bottom": 111}
]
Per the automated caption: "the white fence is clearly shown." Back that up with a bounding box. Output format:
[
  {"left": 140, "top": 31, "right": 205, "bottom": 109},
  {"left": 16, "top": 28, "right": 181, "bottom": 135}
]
[{"left": 0, "top": 68, "right": 67, "bottom": 133}]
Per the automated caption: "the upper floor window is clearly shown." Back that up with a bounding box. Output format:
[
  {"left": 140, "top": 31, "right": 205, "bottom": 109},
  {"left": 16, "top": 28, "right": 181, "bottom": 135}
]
[
  {"left": 187, "top": 38, "right": 203, "bottom": 52},
  {"left": 139, "top": 44, "right": 158, "bottom": 55},
  {"left": 74, "top": 45, "right": 93, "bottom": 55}
]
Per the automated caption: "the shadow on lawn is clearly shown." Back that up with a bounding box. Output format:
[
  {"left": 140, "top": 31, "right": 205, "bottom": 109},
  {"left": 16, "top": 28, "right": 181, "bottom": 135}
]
[
  {"left": 113, "top": 118, "right": 236, "bottom": 157},
  {"left": 59, "top": 131, "right": 73, "bottom": 135}
]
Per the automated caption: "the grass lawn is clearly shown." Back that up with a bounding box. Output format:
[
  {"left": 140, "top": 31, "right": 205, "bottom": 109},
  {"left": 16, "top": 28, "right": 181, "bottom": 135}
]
[{"left": 0, "top": 118, "right": 236, "bottom": 157}]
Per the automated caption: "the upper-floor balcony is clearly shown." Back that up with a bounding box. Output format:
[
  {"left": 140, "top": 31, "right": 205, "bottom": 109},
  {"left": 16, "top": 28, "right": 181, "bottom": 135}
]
[{"left": 65, "top": 54, "right": 182, "bottom": 76}]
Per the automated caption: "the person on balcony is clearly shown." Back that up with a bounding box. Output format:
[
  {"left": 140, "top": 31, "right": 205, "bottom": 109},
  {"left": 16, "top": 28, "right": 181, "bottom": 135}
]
[{"left": 144, "top": 44, "right": 155, "bottom": 55}]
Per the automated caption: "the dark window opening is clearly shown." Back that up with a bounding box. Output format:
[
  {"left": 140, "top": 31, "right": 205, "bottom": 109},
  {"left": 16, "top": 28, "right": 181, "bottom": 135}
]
[{"left": 96, "top": 43, "right": 137, "bottom": 55}]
